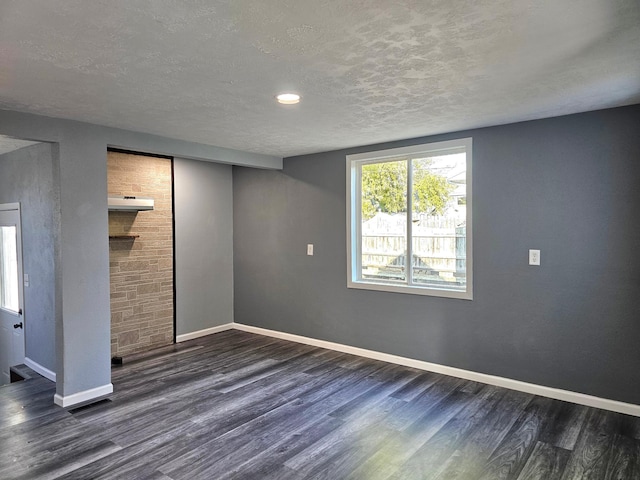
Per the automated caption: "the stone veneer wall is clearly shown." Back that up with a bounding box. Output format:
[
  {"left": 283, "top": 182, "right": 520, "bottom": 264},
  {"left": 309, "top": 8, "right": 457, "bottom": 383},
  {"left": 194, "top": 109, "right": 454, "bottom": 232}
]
[{"left": 108, "top": 151, "right": 173, "bottom": 357}]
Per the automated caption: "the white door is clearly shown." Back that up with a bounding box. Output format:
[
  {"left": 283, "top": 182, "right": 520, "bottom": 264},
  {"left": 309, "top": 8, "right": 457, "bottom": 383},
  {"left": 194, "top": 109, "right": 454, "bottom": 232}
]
[{"left": 0, "top": 203, "right": 25, "bottom": 386}]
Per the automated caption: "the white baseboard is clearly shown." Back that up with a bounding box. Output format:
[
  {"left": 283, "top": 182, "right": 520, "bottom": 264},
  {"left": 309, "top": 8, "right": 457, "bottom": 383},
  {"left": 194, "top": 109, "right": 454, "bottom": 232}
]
[
  {"left": 176, "top": 323, "right": 234, "bottom": 343},
  {"left": 233, "top": 323, "right": 640, "bottom": 417},
  {"left": 24, "top": 357, "right": 56, "bottom": 382},
  {"left": 54, "top": 383, "right": 113, "bottom": 408}
]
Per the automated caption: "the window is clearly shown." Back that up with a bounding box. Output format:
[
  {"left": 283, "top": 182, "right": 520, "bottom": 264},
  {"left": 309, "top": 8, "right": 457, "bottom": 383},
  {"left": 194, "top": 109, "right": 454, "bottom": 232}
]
[
  {"left": 0, "top": 226, "right": 19, "bottom": 312},
  {"left": 347, "top": 138, "right": 472, "bottom": 299}
]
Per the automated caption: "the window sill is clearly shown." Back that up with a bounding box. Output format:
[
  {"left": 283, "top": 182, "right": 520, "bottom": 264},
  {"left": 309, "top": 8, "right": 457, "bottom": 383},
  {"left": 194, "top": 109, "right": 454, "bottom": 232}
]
[{"left": 347, "top": 280, "right": 473, "bottom": 300}]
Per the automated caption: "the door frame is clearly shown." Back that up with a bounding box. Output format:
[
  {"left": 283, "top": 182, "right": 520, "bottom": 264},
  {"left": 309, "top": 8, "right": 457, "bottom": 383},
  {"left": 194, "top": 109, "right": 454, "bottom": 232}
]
[{"left": 0, "top": 202, "right": 25, "bottom": 384}]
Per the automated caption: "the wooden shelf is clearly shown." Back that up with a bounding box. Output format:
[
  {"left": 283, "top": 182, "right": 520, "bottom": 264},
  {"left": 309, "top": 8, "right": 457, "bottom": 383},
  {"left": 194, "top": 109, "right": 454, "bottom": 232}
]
[{"left": 109, "top": 235, "right": 140, "bottom": 240}]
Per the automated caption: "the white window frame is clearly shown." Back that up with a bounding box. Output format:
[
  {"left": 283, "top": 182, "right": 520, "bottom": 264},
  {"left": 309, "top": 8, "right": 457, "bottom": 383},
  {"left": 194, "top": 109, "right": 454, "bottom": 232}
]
[{"left": 346, "top": 138, "right": 473, "bottom": 300}]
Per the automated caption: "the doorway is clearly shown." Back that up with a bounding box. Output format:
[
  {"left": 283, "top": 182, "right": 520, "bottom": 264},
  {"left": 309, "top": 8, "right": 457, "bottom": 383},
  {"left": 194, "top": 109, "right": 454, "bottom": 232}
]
[
  {"left": 0, "top": 139, "right": 58, "bottom": 383},
  {"left": 107, "top": 150, "right": 174, "bottom": 359},
  {"left": 0, "top": 203, "right": 25, "bottom": 385}
]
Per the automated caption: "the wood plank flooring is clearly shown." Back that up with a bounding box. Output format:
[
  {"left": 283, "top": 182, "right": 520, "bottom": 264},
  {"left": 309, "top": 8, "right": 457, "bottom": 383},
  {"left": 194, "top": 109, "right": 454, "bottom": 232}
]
[{"left": 1, "top": 329, "right": 639, "bottom": 479}]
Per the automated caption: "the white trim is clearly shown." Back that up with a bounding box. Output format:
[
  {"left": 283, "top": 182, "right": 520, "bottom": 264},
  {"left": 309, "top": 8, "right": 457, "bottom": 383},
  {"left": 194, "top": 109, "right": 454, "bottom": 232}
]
[
  {"left": 176, "top": 323, "right": 234, "bottom": 343},
  {"left": 0, "top": 202, "right": 20, "bottom": 211},
  {"left": 54, "top": 383, "right": 113, "bottom": 408},
  {"left": 346, "top": 139, "right": 469, "bottom": 163},
  {"left": 346, "top": 281, "right": 471, "bottom": 299},
  {"left": 24, "top": 357, "right": 56, "bottom": 382},
  {"left": 232, "top": 323, "right": 640, "bottom": 417}
]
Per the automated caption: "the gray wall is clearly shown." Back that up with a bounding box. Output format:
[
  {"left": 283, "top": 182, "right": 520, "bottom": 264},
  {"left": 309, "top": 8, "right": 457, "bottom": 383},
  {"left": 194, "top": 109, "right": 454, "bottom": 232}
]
[
  {"left": 174, "top": 157, "right": 234, "bottom": 334},
  {"left": 0, "top": 143, "right": 58, "bottom": 373},
  {"left": 0, "top": 108, "right": 280, "bottom": 404},
  {"left": 233, "top": 104, "right": 640, "bottom": 405}
]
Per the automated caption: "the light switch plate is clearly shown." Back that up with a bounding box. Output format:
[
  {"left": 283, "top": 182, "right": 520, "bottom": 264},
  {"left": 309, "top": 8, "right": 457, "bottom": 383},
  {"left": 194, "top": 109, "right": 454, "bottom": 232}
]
[{"left": 307, "top": 244, "right": 314, "bottom": 256}]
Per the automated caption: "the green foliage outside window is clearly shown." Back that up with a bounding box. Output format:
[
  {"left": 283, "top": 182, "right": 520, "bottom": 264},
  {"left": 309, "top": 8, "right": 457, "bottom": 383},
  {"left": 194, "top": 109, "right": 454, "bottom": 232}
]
[{"left": 361, "top": 160, "right": 454, "bottom": 220}]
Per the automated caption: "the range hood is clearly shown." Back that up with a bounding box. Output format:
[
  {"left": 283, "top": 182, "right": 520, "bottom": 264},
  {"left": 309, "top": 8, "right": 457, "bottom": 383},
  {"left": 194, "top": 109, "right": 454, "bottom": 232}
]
[{"left": 108, "top": 196, "right": 154, "bottom": 212}]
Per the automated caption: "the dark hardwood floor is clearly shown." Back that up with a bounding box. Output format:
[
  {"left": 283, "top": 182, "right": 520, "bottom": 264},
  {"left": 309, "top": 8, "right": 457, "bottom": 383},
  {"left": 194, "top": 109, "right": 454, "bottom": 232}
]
[{"left": 1, "top": 329, "right": 639, "bottom": 479}]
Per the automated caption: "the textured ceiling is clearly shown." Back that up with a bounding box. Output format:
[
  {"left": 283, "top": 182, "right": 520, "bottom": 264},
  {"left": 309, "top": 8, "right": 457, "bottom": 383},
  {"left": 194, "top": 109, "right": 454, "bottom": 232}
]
[{"left": 0, "top": 0, "right": 639, "bottom": 158}]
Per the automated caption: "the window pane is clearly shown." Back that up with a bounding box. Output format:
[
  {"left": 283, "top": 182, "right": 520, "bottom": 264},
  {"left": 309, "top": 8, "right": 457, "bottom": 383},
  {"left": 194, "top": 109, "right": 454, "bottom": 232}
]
[
  {"left": 411, "top": 152, "right": 467, "bottom": 290},
  {"left": 0, "top": 226, "right": 19, "bottom": 312},
  {"left": 361, "top": 160, "right": 407, "bottom": 283}
]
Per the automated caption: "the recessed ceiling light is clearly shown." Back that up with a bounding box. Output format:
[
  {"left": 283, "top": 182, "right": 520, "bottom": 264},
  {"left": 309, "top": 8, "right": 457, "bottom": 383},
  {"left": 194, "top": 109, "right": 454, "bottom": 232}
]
[{"left": 276, "top": 93, "right": 301, "bottom": 105}]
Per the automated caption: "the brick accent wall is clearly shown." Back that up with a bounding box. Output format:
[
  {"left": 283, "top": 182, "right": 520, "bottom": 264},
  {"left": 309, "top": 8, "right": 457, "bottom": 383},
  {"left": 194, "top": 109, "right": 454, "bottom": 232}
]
[{"left": 108, "top": 152, "right": 173, "bottom": 357}]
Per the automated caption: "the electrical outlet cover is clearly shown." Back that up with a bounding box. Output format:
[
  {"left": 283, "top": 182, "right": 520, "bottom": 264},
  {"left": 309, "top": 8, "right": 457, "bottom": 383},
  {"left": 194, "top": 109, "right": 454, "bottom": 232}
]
[{"left": 529, "top": 249, "right": 540, "bottom": 265}]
